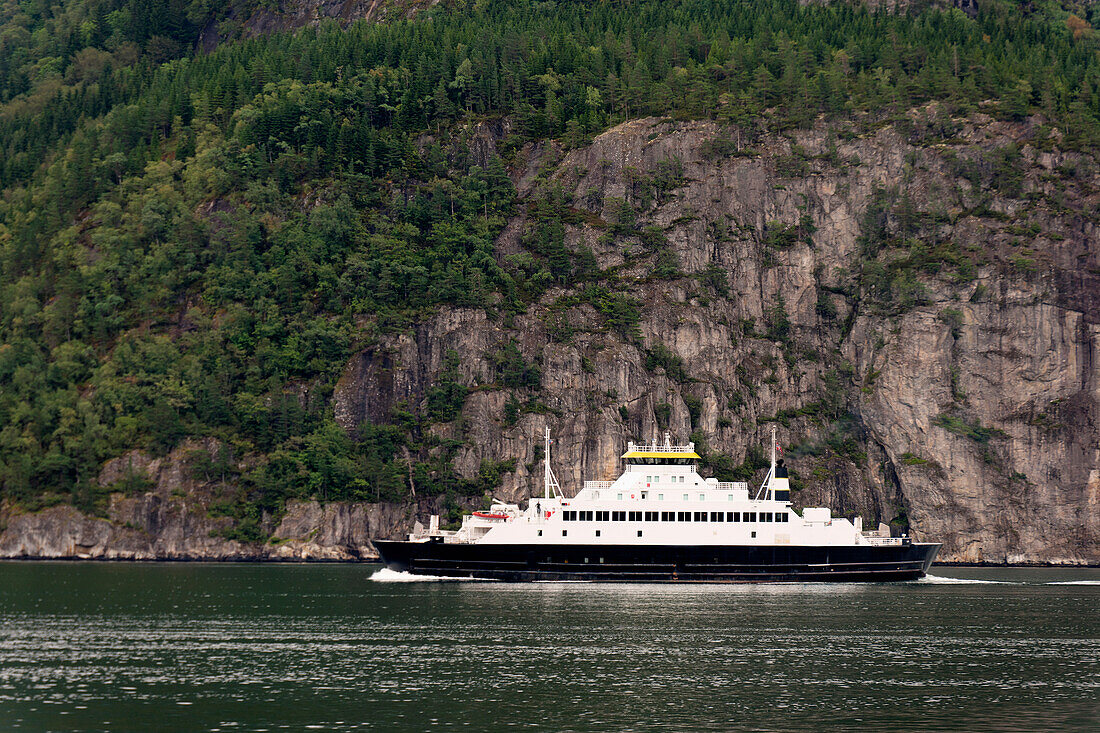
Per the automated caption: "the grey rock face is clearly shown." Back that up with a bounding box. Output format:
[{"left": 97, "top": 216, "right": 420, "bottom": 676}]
[{"left": 334, "top": 115, "right": 1099, "bottom": 564}]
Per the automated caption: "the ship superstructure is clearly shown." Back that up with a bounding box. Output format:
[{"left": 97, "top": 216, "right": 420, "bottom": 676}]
[{"left": 376, "top": 429, "right": 939, "bottom": 582}]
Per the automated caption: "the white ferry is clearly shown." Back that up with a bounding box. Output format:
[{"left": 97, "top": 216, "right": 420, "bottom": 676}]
[{"left": 375, "top": 429, "right": 940, "bottom": 582}]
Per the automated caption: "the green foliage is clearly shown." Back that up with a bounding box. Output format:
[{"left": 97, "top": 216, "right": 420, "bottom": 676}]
[
  {"left": 697, "top": 263, "right": 729, "bottom": 296},
  {"left": 765, "top": 296, "right": 792, "bottom": 343},
  {"left": 589, "top": 289, "right": 641, "bottom": 342},
  {"left": 426, "top": 351, "right": 469, "bottom": 422},
  {"left": 645, "top": 342, "right": 690, "bottom": 382},
  {"left": 488, "top": 340, "right": 541, "bottom": 390},
  {"left": 938, "top": 308, "right": 964, "bottom": 339},
  {"left": 698, "top": 441, "right": 769, "bottom": 483},
  {"left": 933, "top": 413, "right": 1008, "bottom": 444},
  {"left": 654, "top": 402, "right": 672, "bottom": 428},
  {"left": 899, "top": 452, "right": 928, "bottom": 466},
  {"left": 683, "top": 394, "right": 703, "bottom": 428}
]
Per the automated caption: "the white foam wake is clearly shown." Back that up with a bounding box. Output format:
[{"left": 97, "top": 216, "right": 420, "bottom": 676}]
[
  {"left": 918, "top": 574, "right": 1014, "bottom": 584},
  {"left": 1045, "top": 580, "right": 1100, "bottom": 585},
  {"left": 369, "top": 568, "right": 492, "bottom": 582}
]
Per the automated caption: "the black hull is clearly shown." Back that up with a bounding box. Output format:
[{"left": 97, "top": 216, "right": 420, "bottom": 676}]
[{"left": 375, "top": 540, "right": 941, "bottom": 583}]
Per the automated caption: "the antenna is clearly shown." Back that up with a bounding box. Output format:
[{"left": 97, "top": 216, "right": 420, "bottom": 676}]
[
  {"left": 544, "top": 427, "right": 562, "bottom": 499},
  {"left": 771, "top": 425, "right": 777, "bottom": 471}
]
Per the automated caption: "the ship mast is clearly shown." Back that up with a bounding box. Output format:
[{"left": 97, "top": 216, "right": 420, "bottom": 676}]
[
  {"left": 544, "top": 427, "right": 562, "bottom": 499},
  {"left": 754, "top": 425, "right": 778, "bottom": 501}
]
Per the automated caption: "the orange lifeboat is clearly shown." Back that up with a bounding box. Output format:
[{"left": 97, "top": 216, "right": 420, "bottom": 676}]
[{"left": 472, "top": 511, "right": 509, "bottom": 520}]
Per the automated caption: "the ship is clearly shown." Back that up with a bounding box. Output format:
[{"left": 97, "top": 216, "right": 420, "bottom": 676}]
[{"left": 375, "top": 428, "right": 940, "bottom": 582}]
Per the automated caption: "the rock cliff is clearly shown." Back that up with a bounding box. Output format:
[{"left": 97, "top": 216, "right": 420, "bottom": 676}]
[
  {"left": 2, "top": 110, "right": 1097, "bottom": 563},
  {"left": 333, "top": 112, "right": 1100, "bottom": 564}
]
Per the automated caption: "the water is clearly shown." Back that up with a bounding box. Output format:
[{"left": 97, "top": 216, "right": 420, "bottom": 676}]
[{"left": 1, "top": 563, "right": 1097, "bottom": 732}]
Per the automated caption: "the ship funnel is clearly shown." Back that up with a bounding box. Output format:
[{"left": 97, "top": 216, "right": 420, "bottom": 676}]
[{"left": 770, "top": 460, "right": 790, "bottom": 502}]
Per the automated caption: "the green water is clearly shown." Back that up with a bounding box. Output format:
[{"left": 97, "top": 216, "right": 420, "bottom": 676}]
[{"left": 0, "top": 563, "right": 1097, "bottom": 732}]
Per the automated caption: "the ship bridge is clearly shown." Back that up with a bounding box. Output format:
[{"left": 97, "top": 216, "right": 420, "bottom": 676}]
[{"left": 622, "top": 434, "right": 700, "bottom": 465}]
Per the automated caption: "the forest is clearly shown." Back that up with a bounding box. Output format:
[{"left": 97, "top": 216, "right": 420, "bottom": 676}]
[{"left": 1, "top": 0, "right": 1098, "bottom": 539}]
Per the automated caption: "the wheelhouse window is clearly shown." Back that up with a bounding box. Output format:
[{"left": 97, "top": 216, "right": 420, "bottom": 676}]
[
  {"left": 677, "top": 511, "right": 690, "bottom": 521},
  {"left": 728, "top": 512, "right": 738, "bottom": 522},
  {"left": 581, "top": 511, "right": 594, "bottom": 521},
  {"left": 776, "top": 513, "right": 789, "bottom": 523},
  {"left": 644, "top": 511, "right": 658, "bottom": 521},
  {"left": 694, "top": 511, "right": 707, "bottom": 522},
  {"left": 762, "top": 512, "right": 773, "bottom": 522},
  {"left": 563, "top": 511, "right": 576, "bottom": 521},
  {"left": 613, "top": 511, "right": 626, "bottom": 521},
  {"left": 710, "top": 512, "right": 724, "bottom": 522},
  {"left": 745, "top": 512, "right": 756, "bottom": 522},
  {"left": 596, "top": 511, "right": 610, "bottom": 521},
  {"left": 628, "top": 511, "right": 641, "bottom": 521},
  {"left": 662, "top": 511, "right": 675, "bottom": 521}
]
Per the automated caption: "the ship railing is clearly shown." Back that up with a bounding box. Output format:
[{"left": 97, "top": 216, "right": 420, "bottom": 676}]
[
  {"left": 714, "top": 482, "right": 749, "bottom": 491},
  {"left": 627, "top": 443, "right": 696, "bottom": 453},
  {"left": 864, "top": 535, "right": 907, "bottom": 546},
  {"left": 583, "top": 480, "right": 615, "bottom": 491}
]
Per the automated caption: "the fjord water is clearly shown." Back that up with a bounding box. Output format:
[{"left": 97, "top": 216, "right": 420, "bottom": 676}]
[{"left": 0, "top": 564, "right": 1097, "bottom": 732}]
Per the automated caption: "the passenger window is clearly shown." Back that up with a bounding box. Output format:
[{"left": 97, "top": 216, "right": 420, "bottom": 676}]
[
  {"left": 699, "top": 493, "right": 705, "bottom": 501},
  {"left": 657, "top": 493, "right": 664, "bottom": 500},
  {"left": 682, "top": 494, "right": 689, "bottom": 501}
]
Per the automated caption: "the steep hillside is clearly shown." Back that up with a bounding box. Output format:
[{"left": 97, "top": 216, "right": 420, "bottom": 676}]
[
  {"left": 1, "top": 0, "right": 1098, "bottom": 562},
  {"left": 329, "top": 112, "right": 1100, "bottom": 564}
]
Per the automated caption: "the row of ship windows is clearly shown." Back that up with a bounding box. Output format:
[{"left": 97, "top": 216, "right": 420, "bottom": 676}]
[
  {"left": 561, "top": 510, "right": 789, "bottom": 523},
  {"left": 600, "top": 493, "right": 743, "bottom": 501},
  {"left": 641, "top": 476, "right": 688, "bottom": 483}
]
